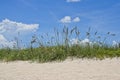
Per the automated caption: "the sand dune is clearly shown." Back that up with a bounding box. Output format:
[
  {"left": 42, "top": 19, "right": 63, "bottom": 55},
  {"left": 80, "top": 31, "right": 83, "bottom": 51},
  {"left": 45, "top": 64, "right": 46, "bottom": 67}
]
[{"left": 0, "top": 58, "right": 120, "bottom": 80}]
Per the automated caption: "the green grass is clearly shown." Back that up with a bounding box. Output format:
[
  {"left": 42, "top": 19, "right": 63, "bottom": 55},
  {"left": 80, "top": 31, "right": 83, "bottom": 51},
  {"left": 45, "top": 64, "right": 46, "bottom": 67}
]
[{"left": 0, "top": 26, "right": 120, "bottom": 62}]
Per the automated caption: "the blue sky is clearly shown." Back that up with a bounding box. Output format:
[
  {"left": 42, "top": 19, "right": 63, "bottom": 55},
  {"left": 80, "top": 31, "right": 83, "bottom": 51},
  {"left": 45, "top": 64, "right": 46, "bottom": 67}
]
[{"left": 0, "top": 0, "right": 120, "bottom": 48}]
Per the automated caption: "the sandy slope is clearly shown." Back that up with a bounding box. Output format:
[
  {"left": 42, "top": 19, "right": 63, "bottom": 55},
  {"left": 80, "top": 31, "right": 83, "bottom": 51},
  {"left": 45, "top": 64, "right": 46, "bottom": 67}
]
[{"left": 0, "top": 58, "right": 120, "bottom": 80}]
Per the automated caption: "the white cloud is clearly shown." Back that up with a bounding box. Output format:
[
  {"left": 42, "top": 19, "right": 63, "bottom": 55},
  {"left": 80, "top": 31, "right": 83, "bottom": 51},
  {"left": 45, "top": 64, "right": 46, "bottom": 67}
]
[
  {"left": 0, "top": 19, "right": 39, "bottom": 34},
  {"left": 60, "top": 16, "right": 80, "bottom": 23},
  {"left": 0, "top": 34, "right": 15, "bottom": 48},
  {"left": 0, "top": 34, "right": 7, "bottom": 42},
  {"left": 70, "top": 38, "right": 93, "bottom": 47},
  {"left": 73, "top": 17, "right": 80, "bottom": 22},
  {"left": 66, "top": 0, "right": 81, "bottom": 2},
  {"left": 0, "top": 19, "right": 39, "bottom": 48},
  {"left": 112, "top": 41, "right": 120, "bottom": 48},
  {"left": 70, "top": 38, "right": 79, "bottom": 45},
  {"left": 79, "top": 39, "right": 92, "bottom": 46},
  {"left": 60, "top": 16, "right": 71, "bottom": 23}
]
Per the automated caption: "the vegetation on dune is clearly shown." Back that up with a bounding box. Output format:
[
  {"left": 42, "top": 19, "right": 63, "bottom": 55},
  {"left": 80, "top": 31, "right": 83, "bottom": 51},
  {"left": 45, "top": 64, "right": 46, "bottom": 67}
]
[{"left": 0, "top": 26, "right": 120, "bottom": 62}]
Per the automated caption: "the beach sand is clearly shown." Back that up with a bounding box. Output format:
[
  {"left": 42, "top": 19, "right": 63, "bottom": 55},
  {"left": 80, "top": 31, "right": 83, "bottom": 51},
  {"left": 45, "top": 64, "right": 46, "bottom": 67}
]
[{"left": 0, "top": 58, "right": 120, "bottom": 80}]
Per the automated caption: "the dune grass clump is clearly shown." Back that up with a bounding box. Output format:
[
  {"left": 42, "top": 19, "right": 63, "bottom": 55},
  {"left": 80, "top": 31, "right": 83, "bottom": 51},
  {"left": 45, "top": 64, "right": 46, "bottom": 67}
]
[{"left": 0, "top": 26, "right": 120, "bottom": 62}]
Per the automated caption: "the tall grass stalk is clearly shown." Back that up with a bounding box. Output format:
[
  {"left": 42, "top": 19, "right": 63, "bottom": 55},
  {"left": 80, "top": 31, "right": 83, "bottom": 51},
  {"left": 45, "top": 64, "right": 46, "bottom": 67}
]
[{"left": 0, "top": 26, "right": 120, "bottom": 62}]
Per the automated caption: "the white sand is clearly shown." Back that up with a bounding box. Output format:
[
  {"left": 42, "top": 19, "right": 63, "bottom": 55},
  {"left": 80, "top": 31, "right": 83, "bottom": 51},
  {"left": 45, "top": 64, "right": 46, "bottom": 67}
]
[{"left": 0, "top": 58, "right": 120, "bottom": 80}]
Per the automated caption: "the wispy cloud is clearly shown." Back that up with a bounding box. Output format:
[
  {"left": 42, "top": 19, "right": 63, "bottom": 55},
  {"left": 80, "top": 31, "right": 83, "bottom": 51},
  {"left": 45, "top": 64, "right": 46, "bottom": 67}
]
[
  {"left": 66, "top": 0, "right": 81, "bottom": 2},
  {"left": 19, "top": 0, "right": 38, "bottom": 11},
  {"left": 60, "top": 16, "right": 80, "bottom": 23},
  {"left": 75, "top": 2, "right": 120, "bottom": 33}
]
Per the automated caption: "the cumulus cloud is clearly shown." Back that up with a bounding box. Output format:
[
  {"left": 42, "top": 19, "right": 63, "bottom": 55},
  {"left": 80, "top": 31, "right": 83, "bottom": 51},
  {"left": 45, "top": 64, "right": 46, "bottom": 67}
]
[
  {"left": 0, "top": 19, "right": 39, "bottom": 34},
  {"left": 60, "top": 16, "right": 80, "bottom": 23},
  {"left": 66, "top": 0, "right": 81, "bottom": 2},
  {"left": 112, "top": 41, "right": 120, "bottom": 48},
  {"left": 70, "top": 38, "right": 79, "bottom": 45},
  {"left": 0, "top": 34, "right": 15, "bottom": 48},
  {"left": 73, "top": 17, "right": 80, "bottom": 22},
  {"left": 0, "top": 19, "right": 39, "bottom": 48},
  {"left": 60, "top": 16, "right": 71, "bottom": 23},
  {"left": 70, "top": 38, "right": 94, "bottom": 47}
]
